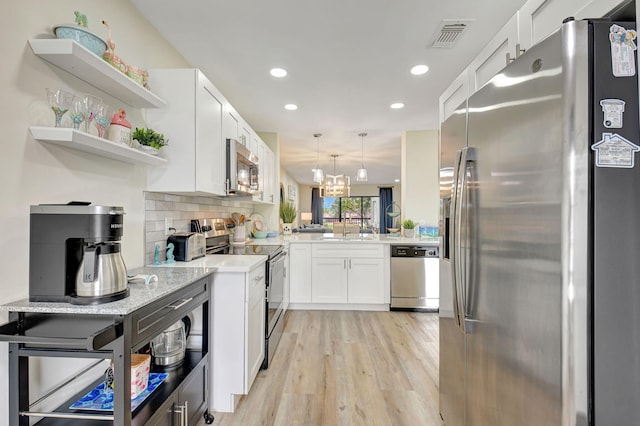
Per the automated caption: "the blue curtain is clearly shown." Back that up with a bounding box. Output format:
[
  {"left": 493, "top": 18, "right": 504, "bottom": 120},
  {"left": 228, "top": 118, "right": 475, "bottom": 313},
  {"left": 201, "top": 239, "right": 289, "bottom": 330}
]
[
  {"left": 379, "top": 187, "right": 393, "bottom": 233},
  {"left": 311, "top": 188, "right": 323, "bottom": 224}
]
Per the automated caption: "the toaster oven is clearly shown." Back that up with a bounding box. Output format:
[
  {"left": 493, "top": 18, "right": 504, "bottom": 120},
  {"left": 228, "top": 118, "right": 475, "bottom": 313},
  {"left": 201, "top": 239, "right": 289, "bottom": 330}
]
[{"left": 167, "top": 232, "right": 206, "bottom": 261}]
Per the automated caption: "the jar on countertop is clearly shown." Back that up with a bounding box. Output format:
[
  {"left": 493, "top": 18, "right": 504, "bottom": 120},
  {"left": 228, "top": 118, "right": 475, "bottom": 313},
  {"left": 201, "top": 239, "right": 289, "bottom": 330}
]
[{"left": 107, "top": 108, "right": 131, "bottom": 146}]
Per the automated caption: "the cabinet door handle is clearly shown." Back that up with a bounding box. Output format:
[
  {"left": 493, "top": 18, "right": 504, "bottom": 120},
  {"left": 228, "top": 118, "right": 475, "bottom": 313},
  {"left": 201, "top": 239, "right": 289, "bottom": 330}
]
[
  {"left": 506, "top": 43, "right": 526, "bottom": 65},
  {"left": 168, "top": 297, "right": 193, "bottom": 310},
  {"left": 349, "top": 259, "right": 352, "bottom": 269},
  {"left": 254, "top": 274, "right": 265, "bottom": 282},
  {"left": 176, "top": 400, "right": 189, "bottom": 425},
  {"left": 343, "top": 259, "right": 346, "bottom": 269}
]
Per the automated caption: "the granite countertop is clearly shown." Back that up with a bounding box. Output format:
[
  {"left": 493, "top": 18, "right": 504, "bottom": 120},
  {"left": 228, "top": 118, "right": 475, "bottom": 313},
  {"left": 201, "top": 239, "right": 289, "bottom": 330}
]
[
  {"left": 0, "top": 266, "right": 211, "bottom": 315},
  {"left": 0, "top": 254, "right": 268, "bottom": 315}
]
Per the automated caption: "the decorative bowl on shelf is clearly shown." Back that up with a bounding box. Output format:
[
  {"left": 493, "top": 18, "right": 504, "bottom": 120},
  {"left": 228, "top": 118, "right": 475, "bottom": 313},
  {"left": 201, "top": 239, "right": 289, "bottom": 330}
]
[
  {"left": 253, "top": 230, "right": 268, "bottom": 239},
  {"left": 53, "top": 24, "right": 107, "bottom": 57}
]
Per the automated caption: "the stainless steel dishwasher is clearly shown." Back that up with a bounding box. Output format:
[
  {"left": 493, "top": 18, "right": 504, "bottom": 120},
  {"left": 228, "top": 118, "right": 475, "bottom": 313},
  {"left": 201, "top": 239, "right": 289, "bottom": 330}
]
[{"left": 390, "top": 244, "right": 439, "bottom": 311}]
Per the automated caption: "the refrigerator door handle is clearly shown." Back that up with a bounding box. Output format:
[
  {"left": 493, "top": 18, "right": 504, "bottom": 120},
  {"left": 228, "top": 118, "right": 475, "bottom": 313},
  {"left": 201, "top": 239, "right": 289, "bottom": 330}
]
[
  {"left": 457, "top": 146, "right": 477, "bottom": 334},
  {"left": 450, "top": 150, "right": 462, "bottom": 329}
]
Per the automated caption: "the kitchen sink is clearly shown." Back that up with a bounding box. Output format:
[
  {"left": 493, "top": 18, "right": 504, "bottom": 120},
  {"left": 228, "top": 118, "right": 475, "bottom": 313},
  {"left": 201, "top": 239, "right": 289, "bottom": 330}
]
[{"left": 320, "top": 235, "right": 373, "bottom": 241}]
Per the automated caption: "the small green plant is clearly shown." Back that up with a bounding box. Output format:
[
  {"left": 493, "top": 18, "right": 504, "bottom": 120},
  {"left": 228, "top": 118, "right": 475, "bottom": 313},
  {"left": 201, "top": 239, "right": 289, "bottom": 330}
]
[
  {"left": 402, "top": 219, "right": 416, "bottom": 229},
  {"left": 132, "top": 127, "right": 168, "bottom": 149},
  {"left": 280, "top": 201, "right": 297, "bottom": 223}
]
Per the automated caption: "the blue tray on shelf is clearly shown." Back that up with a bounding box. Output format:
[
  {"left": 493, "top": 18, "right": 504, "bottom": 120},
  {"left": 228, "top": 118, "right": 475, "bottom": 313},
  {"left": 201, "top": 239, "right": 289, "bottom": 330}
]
[{"left": 69, "top": 373, "right": 168, "bottom": 412}]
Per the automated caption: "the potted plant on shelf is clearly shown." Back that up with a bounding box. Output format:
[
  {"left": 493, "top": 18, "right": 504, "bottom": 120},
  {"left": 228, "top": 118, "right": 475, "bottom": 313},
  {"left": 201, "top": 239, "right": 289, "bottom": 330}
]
[
  {"left": 280, "top": 201, "right": 297, "bottom": 235},
  {"left": 402, "top": 219, "right": 417, "bottom": 238},
  {"left": 132, "top": 127, "right": 168, "bottom": 155}
]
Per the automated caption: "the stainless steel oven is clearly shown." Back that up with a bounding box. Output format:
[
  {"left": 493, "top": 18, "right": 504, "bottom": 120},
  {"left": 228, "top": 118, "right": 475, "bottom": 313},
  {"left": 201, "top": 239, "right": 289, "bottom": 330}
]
[
  {"left": 191, "top": 218, "right": 231, "bottom": 254},
  {"left": 263, "top": 247, "right": 286, "bottom": 369},
  {"left": 195, "top": 218, "right": 285, "bottom": 370}
]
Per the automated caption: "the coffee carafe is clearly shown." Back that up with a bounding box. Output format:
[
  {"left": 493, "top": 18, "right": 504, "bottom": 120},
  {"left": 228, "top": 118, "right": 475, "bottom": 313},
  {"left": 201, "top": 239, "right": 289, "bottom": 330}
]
[
  {"left": 75, "top": 242, "right": 127, "bottom": 298},
  {"left": 29, "top": 203, "right": 129, "bottom": 304}
]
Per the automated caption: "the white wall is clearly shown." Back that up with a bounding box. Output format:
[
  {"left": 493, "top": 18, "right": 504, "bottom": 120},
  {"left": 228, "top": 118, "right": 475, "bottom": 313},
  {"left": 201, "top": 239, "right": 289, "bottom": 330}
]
[
  {"left": 0, "top": 1, "right": 190, "bottom": 421},
  {"left": 401, "top": 130, "right": 439, "bottom": 227},
  {"left": 278, "top": 168, "right": 300, "bottom": 229}
]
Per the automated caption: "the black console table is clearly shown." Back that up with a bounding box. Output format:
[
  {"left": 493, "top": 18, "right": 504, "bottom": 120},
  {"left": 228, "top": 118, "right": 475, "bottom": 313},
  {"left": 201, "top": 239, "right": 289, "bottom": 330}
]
[{"left": 0, "top": 270, "right": 213, "bottom": 426}]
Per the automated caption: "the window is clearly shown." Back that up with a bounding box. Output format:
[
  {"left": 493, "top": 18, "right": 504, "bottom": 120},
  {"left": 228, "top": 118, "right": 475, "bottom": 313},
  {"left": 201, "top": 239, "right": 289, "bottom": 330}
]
[{"left": 322, "top": 196, "right": 380, "bottom": 231}]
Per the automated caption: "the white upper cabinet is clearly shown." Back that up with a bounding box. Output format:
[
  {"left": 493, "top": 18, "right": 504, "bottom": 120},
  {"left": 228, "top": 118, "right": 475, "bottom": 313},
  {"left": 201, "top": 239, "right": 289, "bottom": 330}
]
[
  {"left": 223, "top": 108, "right": 239, "bottom": 142},
  {"left": 262, "top": 143, "right": 276, "bottom": 204},
  {"left": 439, "top": 0, "right": 625, "bottom": 124},
  {"left": 519, "top": 0, "right": 581, "bottom": 48},
  {"left": 519, "top": 0, "right": 624, "bottom": 49},
  {"left": 146, "top": 68, "right": 276, "bottom": 201},
  {"left": 249, "top": 133, "right": 275, "bottom": 204},
  {"left": 240, "top": 125, "right": 252, "bottom": 150},
  {"left": 146, "top": 69, "right": 226, "bottom": 196},
  {"left": 468, "top": 14, "right": 521, "bottom": 93},
  {"left": 439, "top": 69, "right": 471, "bottom": 123}
]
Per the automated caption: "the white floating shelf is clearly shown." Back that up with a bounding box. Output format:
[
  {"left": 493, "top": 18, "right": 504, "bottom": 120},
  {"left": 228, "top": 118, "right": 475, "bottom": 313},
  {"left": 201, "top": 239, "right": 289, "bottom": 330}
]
[
  {"left": 29, "top": 39, "right": 166, "bottom": 108},
  {"left": 30, "top": 126, "right": 167, "bottom": 166}
]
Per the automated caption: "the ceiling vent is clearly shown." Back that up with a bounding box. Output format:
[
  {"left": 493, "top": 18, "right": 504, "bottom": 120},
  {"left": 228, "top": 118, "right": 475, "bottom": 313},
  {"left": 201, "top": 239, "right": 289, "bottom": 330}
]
[{"left": 430, "top": 19, "right": 474, "bottom": 48}]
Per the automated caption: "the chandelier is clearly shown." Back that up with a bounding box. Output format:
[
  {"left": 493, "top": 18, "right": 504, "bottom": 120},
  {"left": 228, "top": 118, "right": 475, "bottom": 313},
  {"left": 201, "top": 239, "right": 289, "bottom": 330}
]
[
  {"left": 320, "top": 154, "right": 351, "bottom": 197},
  {"left": 356, "top": 132, "right": 368, "bottom": 181},
  {"left": 312, "top": 133, "right": 324, "bottom": 183}
]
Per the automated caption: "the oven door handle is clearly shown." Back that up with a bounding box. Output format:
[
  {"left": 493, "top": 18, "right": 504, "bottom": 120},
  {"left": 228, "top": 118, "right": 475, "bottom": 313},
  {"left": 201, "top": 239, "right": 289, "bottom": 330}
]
[
  {"left": 206, "top": 243, "right": 230, "bottom": 255},
  {"left": 267, "top": 249, "right": 286, "bottom": 290},
  {"left": 270, "top": 250, "right": 287, "bottom": 263}
]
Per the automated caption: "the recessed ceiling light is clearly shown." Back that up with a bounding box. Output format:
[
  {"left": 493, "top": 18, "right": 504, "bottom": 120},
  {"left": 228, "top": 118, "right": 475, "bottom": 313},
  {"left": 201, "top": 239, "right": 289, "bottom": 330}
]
[
  {"left": 270, "top": 67, "right": 287, "bottom": 78},
  {"left": 395, "top": 179, "right": 401, "bottom": 183},
  {"left": 284, "top": 104, "right": 298, "bottom": 110},
  {"left": 410, "top": 64, "right": 429, "bottom": 75},
  {"left": 390, "top": 103, "right": 405, "bottom": 109}
]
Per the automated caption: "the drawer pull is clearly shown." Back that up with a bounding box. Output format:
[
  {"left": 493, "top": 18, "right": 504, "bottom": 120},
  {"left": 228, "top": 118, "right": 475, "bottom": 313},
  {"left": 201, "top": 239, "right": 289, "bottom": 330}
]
[{"left": 168, "top": 297, "right": 193, "bottom": 310}]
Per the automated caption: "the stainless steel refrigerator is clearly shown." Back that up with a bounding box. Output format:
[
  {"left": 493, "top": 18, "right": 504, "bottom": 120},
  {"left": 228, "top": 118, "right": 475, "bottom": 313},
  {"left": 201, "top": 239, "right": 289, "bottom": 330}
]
[{"left": 439, "top": 19, "right": 640, "bottom": 425}]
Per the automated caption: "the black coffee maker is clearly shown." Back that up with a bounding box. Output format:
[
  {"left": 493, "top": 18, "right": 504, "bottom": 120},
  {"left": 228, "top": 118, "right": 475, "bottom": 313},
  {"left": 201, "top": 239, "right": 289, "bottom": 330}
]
[{"left": 29, "top": 203, "right": 129, "bottom": 304}]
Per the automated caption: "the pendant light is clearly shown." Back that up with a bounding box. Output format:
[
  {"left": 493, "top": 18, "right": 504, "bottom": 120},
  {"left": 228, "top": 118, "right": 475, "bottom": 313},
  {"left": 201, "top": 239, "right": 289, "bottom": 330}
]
[
  {"left": 312, "top": 133, "right": 324, "bottom": 183},
  {"left": 320, "top": 154, "right": 351, "bottom": 197},
  {"left": 356, "top": 132, "right": 368, "bottom": 182}
]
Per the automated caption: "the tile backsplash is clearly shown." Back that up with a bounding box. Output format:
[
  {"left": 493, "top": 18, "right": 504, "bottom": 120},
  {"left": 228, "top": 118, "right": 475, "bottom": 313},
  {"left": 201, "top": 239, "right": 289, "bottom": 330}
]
[{"left": 144, "top": 192, "right": 254, "bottom": 265}]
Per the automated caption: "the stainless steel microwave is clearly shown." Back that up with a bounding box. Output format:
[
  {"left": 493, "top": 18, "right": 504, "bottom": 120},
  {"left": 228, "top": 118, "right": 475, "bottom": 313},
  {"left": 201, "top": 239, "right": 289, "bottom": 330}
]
[{"left": 226, "top": 138, "right": 260, "bottom": 196}]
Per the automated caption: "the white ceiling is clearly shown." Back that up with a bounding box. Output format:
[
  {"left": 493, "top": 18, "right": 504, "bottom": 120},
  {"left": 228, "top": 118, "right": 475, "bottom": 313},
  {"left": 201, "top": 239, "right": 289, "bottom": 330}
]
[{"left": 132, "top": 0, "right": 527, "bottom": 185}]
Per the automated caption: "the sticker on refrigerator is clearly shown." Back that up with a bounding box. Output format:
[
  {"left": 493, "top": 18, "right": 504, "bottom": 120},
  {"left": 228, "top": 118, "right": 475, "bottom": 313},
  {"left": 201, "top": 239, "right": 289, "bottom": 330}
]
[
  {"left": 600, "top": 99, "right": 625, "bottom": 128},
  {"left": 591, "top": 133, "right": 640, "bottom": 168},
  {"left": 609, "top": 24, "right": 637, "bottom": 77}
]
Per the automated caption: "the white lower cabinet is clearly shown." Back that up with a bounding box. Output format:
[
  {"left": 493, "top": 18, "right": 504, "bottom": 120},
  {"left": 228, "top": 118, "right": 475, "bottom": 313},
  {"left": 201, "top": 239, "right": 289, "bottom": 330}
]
[
  {"left": 211, "top": 263, "right": 265, "bottom": 413},
  {"left": 310, "top": 244, "right": 386, "bottom": 304},
  {"left": 288, "top": 243, "right": 312, "bottom": 303},
  {"left": 311, "top": 256, "right": 385, "bottom": 304},
  {"left": 311, "top": 257, "right": 348, "bottom": 303},
  {"left": 347, "top": 257, "right": 386, "bottom": 303}
]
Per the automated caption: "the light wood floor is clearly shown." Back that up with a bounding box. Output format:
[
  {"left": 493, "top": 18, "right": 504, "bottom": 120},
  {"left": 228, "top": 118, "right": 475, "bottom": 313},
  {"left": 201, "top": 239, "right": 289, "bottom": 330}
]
[{"left": 207, "top": 309, "right": 442, "bottom": 426}]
